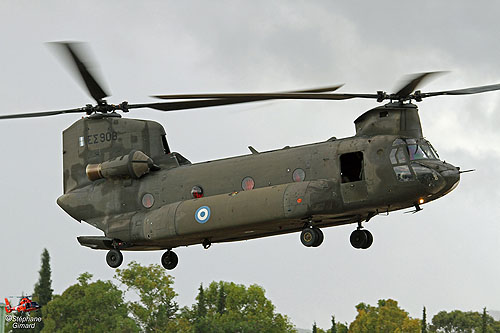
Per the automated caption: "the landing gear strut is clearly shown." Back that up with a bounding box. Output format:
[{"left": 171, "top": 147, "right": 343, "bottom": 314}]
[
  {"left": 161, "top": 250, "right": 178, "bottom": 270},
  {"left": 300, "top": 227, "right": 324, "bottom": 247},
  {"left": 350, "top": 222, "right": 373, "bottom": 249},
  {"left": 106, "top": 249, "right": 123, "bottom": 268}
]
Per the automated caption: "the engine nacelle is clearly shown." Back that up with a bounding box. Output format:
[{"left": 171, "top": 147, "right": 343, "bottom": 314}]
[{"left": 86, "top": 150, "right": 156, "bottom": 181}]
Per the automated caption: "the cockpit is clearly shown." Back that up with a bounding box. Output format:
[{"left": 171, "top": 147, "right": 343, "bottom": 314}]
[
  {"left": 390, "top": 138, "right": 439, "bottom": 163},
  {"left": 387, "top": 137, "right": 460, "bottom": 200},
  {"left": 389, "top": 138, "right": 441, "bottom": 183}
]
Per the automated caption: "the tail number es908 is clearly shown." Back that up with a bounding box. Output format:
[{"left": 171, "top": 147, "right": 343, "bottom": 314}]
[{"left": 86, "top": 131, "right": 118, "bottom": 145}]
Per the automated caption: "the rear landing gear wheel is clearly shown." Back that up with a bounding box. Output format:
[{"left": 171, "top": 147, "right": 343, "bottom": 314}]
[
  {"left": 300, "top": 227, "right": 324, "bottom": 247},
  {"left": 161, "top": 250, "right": 178, "bottom": 270},
  {"left": 350, "top": 229, "right": 373, "bottom": 249},
  {"left": 106, "top": 249, "right": 123, "bottom": 268}
]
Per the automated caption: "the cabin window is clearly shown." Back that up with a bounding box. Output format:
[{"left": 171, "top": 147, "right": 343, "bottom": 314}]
[
  {"left": 292, "top": 168, "right": 306, "bottom": 182},
  {"left": 142, "top": 193, "right": 155, "bottom": 208},
  {"left": 340, "top": 152, "right": 364, "bottom": 183},
  {"left": 191, "top": 185, "right": 204, "bottom": 198},
  {"left": 241, "top": 177, "right": 255, "bottom": 191}
]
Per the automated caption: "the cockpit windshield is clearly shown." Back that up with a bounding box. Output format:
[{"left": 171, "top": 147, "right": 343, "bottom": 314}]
[{"left": 392, "top": 138, "right": 438, "bottom": 161}]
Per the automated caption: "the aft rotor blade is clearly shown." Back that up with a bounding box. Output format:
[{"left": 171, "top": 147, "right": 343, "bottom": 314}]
[
  {"left": 49, "top": 42, "right": 109, "bottom": 103},
  {"left": 0, "top": 107, "right": 85, "bottom": 120},
  {"left": 394, "top": 71, "right": 446, "bottom": 99},
  {"left": 420, "top": 83, "right": 500, "bottom": 98},
  {"left": 129, "top": 98, "right": 287, "bottom": 112},
  {"left": 286, "top": 84, "right": 344, "bottom": 93}
]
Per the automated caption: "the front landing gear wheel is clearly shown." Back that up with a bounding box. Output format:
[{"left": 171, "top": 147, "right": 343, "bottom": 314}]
[
  {"left": 350, "top": 229, "right": 367, "bottom": 249},
  {"left": 161, "top": 250, "right": 178, "bottom": 270},
  {"left": 361, "top": 230, "right": 373, "bottom": 249},
  {"left": 106, "top": 249, "right": 123, "bottom": 268}
]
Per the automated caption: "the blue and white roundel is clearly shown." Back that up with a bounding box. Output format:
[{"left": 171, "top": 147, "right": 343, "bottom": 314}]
[{"left": 195, "top": 206, "right": 211, "bottom": 224}]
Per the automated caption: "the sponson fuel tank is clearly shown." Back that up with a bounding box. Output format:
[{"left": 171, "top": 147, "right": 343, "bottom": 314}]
[{"left": 117, "top": 179, "right": 340, "bottom": 244}]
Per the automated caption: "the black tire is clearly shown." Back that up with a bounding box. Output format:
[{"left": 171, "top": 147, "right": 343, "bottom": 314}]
[
  {"left": 350, "top": 229, "right": 368, "bottom": 249},
  {"left": 300, "top": 228, "right": 318, "bottom": 247},
  {"left": 312, "top": 228, "right": 324, "bottom": 247},
  {"left": 361, "top": 230, "right": 373, "bottom": 249},
  {"left": 161, "top": 251, "right": 179, "bottom": 270},
  {"left": 106, "top": 249, "right": 123, "bottom": 268}
]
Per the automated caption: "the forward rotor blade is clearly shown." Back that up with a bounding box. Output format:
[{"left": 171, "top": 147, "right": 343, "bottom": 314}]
[
  {"left": 0, "top": 107, "right": 85, "bottom": 120},
  {"left": 420, "top": 83, "right": 500, "bottom": 98},
  {"left": 49, "top": 42, "right": 109, "bottom": 103},
  {"left": 394, "top": 71, "right": 446, "bottom": 99}
]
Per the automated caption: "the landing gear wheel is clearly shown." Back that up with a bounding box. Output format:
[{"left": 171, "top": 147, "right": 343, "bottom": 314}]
[
  {"left": 361, "top": 230, "right": 373, "bottom": 249},
  {"left": 106, "top": 249, "right": 123, "bottom": 268},
  {"left": 312, "top": 228, "right": 324, "bottom": 247},
  {"left": 350, "top": 229, "right": 368, "bottom": 249},
  {"left": 161, "top": 250, "right": 178, "bottom": 270},
  {"left": 300, "top": 228, "right": 318, "bottom": 247}
]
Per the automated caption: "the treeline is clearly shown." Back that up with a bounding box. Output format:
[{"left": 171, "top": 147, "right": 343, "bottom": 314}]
[
  {"left": 312, "top": 301, "right": 500, "bottom": 333},
  {"left": 5, "top": 249, "right": 500, "bottom": 332}
]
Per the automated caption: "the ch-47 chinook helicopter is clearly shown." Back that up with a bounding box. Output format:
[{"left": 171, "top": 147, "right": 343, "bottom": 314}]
[{"left": 1, "top": 42, "right": 499, "bottom": 270}]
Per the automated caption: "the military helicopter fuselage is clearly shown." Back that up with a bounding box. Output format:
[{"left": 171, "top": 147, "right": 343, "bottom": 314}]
[
  {"left": 57, "top": 102, "right": 460, "bottom": 268},
  {"left": 3, "top": 43, "right": 495, "bottom": 270}
]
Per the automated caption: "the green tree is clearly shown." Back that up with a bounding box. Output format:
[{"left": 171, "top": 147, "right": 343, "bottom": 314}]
[
  {"left": 41, "top": 273, "right": 138, "bottom": 333},
  {"left": 32, "top": 248, "right": 53, "bottom": 333},
  {"left": 313, "top": 321, "right": 318, "bottom": 333},
  {"left": 192, "top": 283, "right": 208, "bottom": 333},
  {"left": 115, "top": 261, "right": 189, "bottom": 333},
  {"left": 182, "top": 281, "right": 295, "bottom": 332},
  {"left": 336, "top": 322, "right": 349, "bottom": 333},
  {"left": 431, "top": 309, "right": 497, "bottom": 333},
  {"left": 422, "top": 306, "right": 427, "bottom": 333},
  {"left": 330, "top": 315, "right": 337, "bottom": 333},
  {"left": 349, "top": 299, "right": 421, "bottom": 333}
]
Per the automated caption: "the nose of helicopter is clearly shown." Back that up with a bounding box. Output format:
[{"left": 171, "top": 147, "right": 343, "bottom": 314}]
[
  {"left": 412, "top": 160, "right": 460, "bottom": 196},
  {"left": 439, "top": 163, "right": 461, "bottom": 195}
]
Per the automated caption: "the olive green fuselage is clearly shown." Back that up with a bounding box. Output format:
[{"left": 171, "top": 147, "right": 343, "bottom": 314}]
[{"left": 57, "top": 112, "right": 459, "bottom": 251}]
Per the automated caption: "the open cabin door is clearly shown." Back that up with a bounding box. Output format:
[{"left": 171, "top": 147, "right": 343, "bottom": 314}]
[{"left": 340, "top": 151, "right": 368, "bottom": 203}]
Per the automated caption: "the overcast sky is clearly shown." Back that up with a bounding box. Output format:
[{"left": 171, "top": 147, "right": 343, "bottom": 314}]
[{"left": 1, "top": 1, "right": 499, "bottom": 330}]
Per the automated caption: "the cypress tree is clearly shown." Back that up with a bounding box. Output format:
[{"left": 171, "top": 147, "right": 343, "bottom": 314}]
[
  {"left": 481, "top": 307, "right": 487, "bottom": 333},
  {"left": 32, "top": 248, "right": 53, "bottom": 333},
  {"left": 422, "top": 306, "right": 427, "bottom": 333},
  {"left": 312, "top": 321, "right": 318, "bottom": 333},
  {"left": 331, "top": 315, "right": 337, "bottom": 333},
  {"left": 216, "top": 282, "right": 226, "bottom": 315},
  {"left": 196, "top": 283, "right": 207, "bottom": 318}
]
